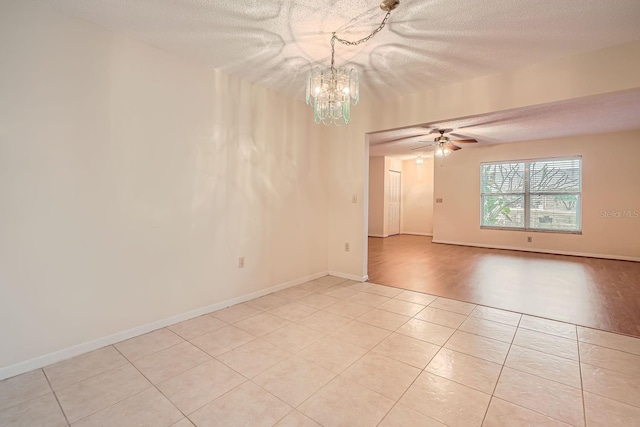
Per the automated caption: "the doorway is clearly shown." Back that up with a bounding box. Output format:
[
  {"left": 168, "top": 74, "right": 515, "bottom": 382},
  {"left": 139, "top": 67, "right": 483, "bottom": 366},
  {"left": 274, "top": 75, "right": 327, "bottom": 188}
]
[{"left": 387, "top": 170, "right": 401, "bottom": 236}]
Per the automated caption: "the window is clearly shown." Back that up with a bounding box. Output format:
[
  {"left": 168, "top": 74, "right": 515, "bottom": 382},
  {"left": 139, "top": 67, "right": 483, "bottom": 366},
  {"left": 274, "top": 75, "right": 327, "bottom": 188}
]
[{"left": 481, "top": 157, "right": 582, "bottom": 233}]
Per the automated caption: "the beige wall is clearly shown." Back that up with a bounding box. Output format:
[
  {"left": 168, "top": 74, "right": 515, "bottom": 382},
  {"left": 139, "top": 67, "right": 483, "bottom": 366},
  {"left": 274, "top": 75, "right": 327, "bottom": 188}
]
[
  {"left": 433, "top": 130, "right": 640, "bottom": 259},
  {"left": 327, "top": 39, "right": 640, "bottom": 278},
  {"left": 401, "top": 157, "right": 434, "bottom": 236},
  {"left": 0, "top": 1, "right": 330, "bottom": 374},
  {"left": 367, "top": 157, "right": 385, "bottom": 236}
]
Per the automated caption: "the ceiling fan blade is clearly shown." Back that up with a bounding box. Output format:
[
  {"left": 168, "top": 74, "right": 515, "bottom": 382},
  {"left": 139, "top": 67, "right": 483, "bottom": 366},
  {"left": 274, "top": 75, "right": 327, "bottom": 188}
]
[
  {"left": 450, "top": 138, "right": 477, "bottom": 143},
  {"left": 445, "top": 143, "right": 462, "bottom": 151},
  {"left": 411, "top": 144, "right": 435, "bottom": 151}
]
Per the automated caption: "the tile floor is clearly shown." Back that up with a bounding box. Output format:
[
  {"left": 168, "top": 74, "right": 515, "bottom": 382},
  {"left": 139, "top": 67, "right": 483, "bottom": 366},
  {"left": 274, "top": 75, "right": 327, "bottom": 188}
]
[{"left": 2, "top": 275, "right": 640, "bottom": 426}]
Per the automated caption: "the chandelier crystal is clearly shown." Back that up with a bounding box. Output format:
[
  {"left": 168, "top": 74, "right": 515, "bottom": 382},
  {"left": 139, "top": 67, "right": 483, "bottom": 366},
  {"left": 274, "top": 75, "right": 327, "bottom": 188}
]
[{"left": 306, "top": 0, "right": 399, "bottom": 126}]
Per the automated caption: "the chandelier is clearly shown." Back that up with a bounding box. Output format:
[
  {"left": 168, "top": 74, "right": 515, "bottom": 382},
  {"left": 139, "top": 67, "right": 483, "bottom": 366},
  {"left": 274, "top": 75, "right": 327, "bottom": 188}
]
[{"left": 305, "top": 0, "right": 400, "bottom": 126}]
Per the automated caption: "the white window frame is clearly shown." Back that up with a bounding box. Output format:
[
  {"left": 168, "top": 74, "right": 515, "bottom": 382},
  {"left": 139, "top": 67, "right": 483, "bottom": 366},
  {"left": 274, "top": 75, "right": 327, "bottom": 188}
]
[{"left": 480, "top": 156, "right": 582, "bottom": 234}]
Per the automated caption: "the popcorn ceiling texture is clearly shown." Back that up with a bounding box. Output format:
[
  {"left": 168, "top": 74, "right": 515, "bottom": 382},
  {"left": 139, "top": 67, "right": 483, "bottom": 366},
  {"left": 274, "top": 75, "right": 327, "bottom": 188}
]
[{"left": 37, "top": 0, "right": 640, "bottom": 99}]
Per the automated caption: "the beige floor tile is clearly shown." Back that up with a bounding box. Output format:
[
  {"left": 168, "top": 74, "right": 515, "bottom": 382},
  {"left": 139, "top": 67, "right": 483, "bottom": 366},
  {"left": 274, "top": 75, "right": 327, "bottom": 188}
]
[
  {"left": 115, "top": 329, "right": 184, "bottom": 361},
  {"left": 426, "top": 348, "right": 502, "bottom": 394},
  {"left": 56, "top": 364, "right": 151, "bottom": 423},
  {"left": 415, "top": 307, "right": 467, "bottom": 328},
  {"left": 297, "top": 293, "right": 341, "bottom": 310},
  {"left": 505, "top": 345, "right": 581, "bottom": 388},
  {"left": 233, "top": 312, "right": 291, "bottom": 337},
  {"left": 190, "top": 325, "right": 255, "bottom": 356},
  {"left": 444, "top": 330, "right": 510, "bottom": 364},
  {"left": 470, "top": 306, "right": 521, "bottom": 326},
  {"left": 168, "top": 315, "right": 226, "bottom": 341},
  {"left": 399, "top": 372, "right": 490, "bottom": 427},
  {"left": 72, "top": 388, "right": 182, "bottom": 427},
  {"left": 190, "top": 382, "right": 291, "bottom": 427},
  {"left": 519, "top": 315, "right": 577, "bottom": 340},
  {"left": 394, "top": 290, "right": 438, "bottom": 306},
  {"left": 297, "top": 310, "right": 351, "bottom": 333},
  {"left": 513, "top": 328, "right": 578, "bottom": 360},
  {"left": 357, "top": 308, "right": 410, "bottom": 331},
  {"left": 275, "top": 410, "right": 321, "bottom": 426},
  {"left": 494, "top": 367, "right": 584, "bottom": 426},
  {"left": 253, "top": 356, "right": 336, "bottom": 407},
  {"left": 44, "top": 346, "right": 128, "bottom": 390},
  {"left": 212, "top": 303, "right": 262, "bottom": 323},
  {"left": 0, "top": 370, "right": 51, "bottom": 411},
  {"left": 396, "top": 318, "right": 455, "bottom": 346},
  {"left": 579, "top": 342, "right": 640, "bottom": 376},
  {"left": 364, "top": 283, "right": 403, "bottom": 298},
  {"left": 157, "top": 359, "right": 245, "bottom": 415},
  {"left": 372, "top": 333, "right": 440, "bottom": 369},
  {"left": 584, "top": 391, "right": 640, "bottom": 427},
  {"left": 262, "top": 323, "right": 325, "bottom": 353},
  {"left": 298, "top": 376, "right": 395, "bottom": 427},
  {"left": 273, "top": 287, "right": 313, "bottom": 301},
  {"left": 297, "top": 336, "right": 368, "bottom": 373},
  {"left": 429, "top": 297, "right": 476, "bottom": 315},
  {"left": 378, "top": 299, "right": 425, "bottom": 317},
  {"left": 345, "top": 282, "right": 373, "bottom": 292},
  {"left": 578, "top": 327, "right": 640, "bottom": 356},
  {"left": 0, "top": 393, "right": 66, "bottom": 427},
  {"left": 246, "top": 294, "right": 290, "bottom": 311},
  {"left": 297, "top": 280, "right": 338, "bottom": 293},
  {"left": 171, "top": 419, "right": 195, "bottom": 427},
  {"left": 342, "top": 353, "right": 421, "bottom": 400},
  {"left": 315, "top": 275, "right": 348, "bottom": 286},
  {"left": 133, "top": 341, "right": 211, "bottom": 384},
  {"left": 216, "top": 339, "right": 291, "bottom": 378},
  {"left": 347, "top": 292, "right": 391, "bottom": 307},
  {"left": 581, "top": 363, "right": 640, "bottom": 408},
  {"left": 483, "top": 397, "right": 573, "bottom": 427},
  {"left": 322, "top": 286, "right": 361, "bottom": 299},
  {"left": 324, "top": 300, "right": 373, "bottom": 319},
  {"left": 379, "top": 404, "right": 446, "bottom": 427},
  {"left": 331, "top": 321, "right": 391, "bottom": 350},
  {"left": 459, "top": 317, "right": 516, "bottom": 343},
  {"left": 269, "top": 302, "right": 318, "bottom": 322}
]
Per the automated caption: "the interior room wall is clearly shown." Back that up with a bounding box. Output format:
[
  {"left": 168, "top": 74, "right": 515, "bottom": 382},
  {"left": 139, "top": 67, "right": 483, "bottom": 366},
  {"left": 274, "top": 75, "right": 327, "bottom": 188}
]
[
  {"left": 327, "top": 39, "right": 640, "bottom": 278},
  {"left": 0, "top": 1, "right": 330, "bottom": 376},
  {"left": 432, "top": 130, "right": 640, "bottom": 259},
  {"left": 401, "top": 157, "right": 434, "bottom": 236},
  {"left": 367, "top": 157, "right": 385, "bottom": 237}
]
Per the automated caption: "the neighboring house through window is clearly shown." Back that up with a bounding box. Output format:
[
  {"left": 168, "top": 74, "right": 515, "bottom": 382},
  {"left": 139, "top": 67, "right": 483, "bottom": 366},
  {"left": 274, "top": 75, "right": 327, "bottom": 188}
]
[{"left": 480, "top": 157, "right": 582, "bottom": 233}]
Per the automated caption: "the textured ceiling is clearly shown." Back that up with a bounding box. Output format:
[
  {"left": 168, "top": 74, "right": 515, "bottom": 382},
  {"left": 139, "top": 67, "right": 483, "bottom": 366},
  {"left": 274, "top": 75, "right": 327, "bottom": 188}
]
[
  {"left": 368, "top": 89, "right": 640, "bottom": 158},
  {"left": 38, "top": 0, "right": 640, "bottom": 100}
]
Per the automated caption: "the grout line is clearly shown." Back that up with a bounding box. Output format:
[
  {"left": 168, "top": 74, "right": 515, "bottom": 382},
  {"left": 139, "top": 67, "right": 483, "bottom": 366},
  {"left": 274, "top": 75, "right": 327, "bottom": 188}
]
[
  {"left": 41, "top": 368, "right": 71, "bottom": 427},
  {"left": 577, "top": 335, "right": 588, "bottom": 427}
]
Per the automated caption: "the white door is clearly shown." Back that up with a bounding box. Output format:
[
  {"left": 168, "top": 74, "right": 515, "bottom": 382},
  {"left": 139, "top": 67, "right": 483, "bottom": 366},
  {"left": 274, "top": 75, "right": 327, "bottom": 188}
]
[{"left": 388, "top": 170, "right": 401, "bottom": 236}]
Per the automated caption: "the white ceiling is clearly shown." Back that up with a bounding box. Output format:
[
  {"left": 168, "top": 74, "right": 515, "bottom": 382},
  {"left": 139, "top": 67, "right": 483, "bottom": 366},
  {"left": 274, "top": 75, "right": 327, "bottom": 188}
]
[
  {"left": 368, "top": 89, "right": 640, "bottom": 158},
  {"left": 38, "top": 0, "right": 640, "bottom": 100}
]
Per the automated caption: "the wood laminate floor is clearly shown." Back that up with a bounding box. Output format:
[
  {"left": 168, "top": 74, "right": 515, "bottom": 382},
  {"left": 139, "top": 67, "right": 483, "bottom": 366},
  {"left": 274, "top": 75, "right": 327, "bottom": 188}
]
[{"left": 367, "top": 235, "right": 640, "bottom": 337}]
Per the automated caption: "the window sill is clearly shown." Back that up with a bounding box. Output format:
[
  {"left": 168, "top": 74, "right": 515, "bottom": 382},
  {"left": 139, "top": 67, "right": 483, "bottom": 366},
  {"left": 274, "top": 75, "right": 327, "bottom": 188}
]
[{"left": 480, "top": 226, "right": 582, "bottom": 235}]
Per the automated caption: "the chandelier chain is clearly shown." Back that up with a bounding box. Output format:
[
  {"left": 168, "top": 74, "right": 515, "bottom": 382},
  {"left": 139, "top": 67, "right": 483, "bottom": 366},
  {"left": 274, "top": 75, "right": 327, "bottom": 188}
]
[{"left": 330, "top": 11, "right": 392, "bottom": 70}]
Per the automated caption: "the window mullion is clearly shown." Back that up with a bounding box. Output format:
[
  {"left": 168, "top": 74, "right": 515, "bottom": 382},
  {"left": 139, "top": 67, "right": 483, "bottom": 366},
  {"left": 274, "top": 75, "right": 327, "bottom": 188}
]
[{"left": 524, "top": 162, "right": 530, "bottom": 231}]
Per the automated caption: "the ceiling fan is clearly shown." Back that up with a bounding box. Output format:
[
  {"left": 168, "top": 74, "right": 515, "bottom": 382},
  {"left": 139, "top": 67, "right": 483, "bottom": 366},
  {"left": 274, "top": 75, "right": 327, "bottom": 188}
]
[{"left": 411, "top": 129, "right": 478, "bottom": 154}]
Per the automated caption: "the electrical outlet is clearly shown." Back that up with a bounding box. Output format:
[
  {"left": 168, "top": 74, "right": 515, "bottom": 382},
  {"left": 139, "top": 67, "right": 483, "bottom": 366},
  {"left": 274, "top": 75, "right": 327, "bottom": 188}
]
[
  {"left": 238, "top": 257, "right": 245, "bottom": 268},
  {"left": 436, "top": 198, "right": 443, "bottom": 203},
  {"left": 527, "top": 236, "right": 532, "bottom": 243},
  {"left": 345, "top": 243, "right": 350, "bottom": 252}
]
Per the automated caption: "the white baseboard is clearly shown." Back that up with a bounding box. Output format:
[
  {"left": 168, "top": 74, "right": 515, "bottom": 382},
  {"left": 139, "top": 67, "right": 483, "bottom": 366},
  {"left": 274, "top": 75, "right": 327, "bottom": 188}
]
[
  {"left": 0, "top": 271, "right": 328, "bottom": 381},
  {"left": 401, "top": 232, "right": 433, "bottom": 237},
  {"left": 432, "top": 240, "right": 640, "bottom": 262},
  {"left": 327, "top": 271, "right": 368, "bottom": 282}
]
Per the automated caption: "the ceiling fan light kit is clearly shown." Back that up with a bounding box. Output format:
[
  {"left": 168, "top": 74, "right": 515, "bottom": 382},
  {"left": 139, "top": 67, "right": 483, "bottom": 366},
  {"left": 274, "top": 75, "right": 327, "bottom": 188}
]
[{"left": 305, "top": 0, "right": 400, "bottom": 126}]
